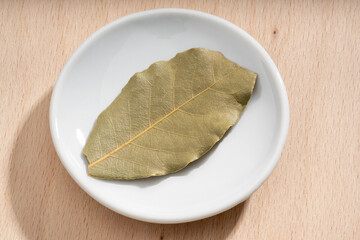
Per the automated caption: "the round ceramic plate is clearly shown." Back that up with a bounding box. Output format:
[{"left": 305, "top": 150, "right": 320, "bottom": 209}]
[{"left": 50, "top": 9, "right": 289, "bottom": 223}]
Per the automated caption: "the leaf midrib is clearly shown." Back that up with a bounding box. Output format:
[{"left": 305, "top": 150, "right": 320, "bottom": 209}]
[{"left": 88, "top": 67, "right": 239, "bottom": 168}]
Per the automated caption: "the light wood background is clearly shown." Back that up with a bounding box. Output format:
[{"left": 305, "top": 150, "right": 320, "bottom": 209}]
[{"left": 1, "top": 0, "right": 359, "bottom": 239}]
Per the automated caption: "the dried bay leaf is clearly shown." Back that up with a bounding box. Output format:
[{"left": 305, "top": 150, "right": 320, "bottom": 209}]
[{"left": 83, "top": 48, "right": 257, "bottom": 179}]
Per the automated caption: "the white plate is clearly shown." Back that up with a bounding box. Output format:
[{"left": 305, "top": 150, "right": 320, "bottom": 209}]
[{"left": 50, "top": 9, "right": 289, "bottom": 223}]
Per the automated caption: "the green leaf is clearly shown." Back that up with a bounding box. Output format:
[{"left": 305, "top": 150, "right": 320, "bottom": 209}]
[{"left": 83, "top": 48, "right": 257, "bottom": 179}]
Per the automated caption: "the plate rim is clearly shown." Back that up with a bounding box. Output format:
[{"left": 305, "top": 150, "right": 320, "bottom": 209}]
[{"left": 50, "top": 8, "right": 289, "bottom": 223}]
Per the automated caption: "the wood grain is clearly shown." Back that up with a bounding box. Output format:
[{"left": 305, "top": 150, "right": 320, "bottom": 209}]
[{"left": 0, "top": 0, "right": 359, "bottom": 239}]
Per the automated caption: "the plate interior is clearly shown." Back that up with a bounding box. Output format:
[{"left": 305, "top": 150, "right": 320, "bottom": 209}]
[{"left": 51, "top": 10, "right": 287, "bottom": 223}]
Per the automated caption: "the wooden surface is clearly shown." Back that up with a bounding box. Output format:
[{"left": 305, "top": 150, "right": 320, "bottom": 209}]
[{"left": 1, "top": 0, "right": 359, "bottom": 239}]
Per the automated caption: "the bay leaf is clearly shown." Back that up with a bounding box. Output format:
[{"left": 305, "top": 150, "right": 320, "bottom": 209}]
[{"left": 83, "top": 48, "right": 257, "bottom": 179}]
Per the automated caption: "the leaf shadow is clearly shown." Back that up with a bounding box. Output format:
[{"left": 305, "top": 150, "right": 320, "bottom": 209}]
[{"left": 250, "top": 74, "right": 261, "bottom": 102}]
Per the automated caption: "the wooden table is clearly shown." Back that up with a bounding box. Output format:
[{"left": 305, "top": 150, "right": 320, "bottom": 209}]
[{"left": 1, "top": 0, "right": 359, "bottom": 239}]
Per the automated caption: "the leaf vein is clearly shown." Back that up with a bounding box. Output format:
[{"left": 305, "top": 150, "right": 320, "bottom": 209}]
[
  {"left": 172, "top": 68, "right": 177, "bottom": 109},
  {"left": 128, "top": 101, "right": 131, "bottom": 138},
  {"left": 153, "top": 127, "right": 203, "bottom": 139},
  {"left": 131, "top": 143, "right": 192, "bottom": 154},
  {"left": 110, "top": 155, "right": 157, "bottom": 170},
  {"left": 148, "top": 85, "right": 152, "bottom": 126},
  {"left": 209, "top": 88, "right": 229, "bottom": 95},
  {"left": 178, "top": 109, "right": 212, "bottom": 117}
]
